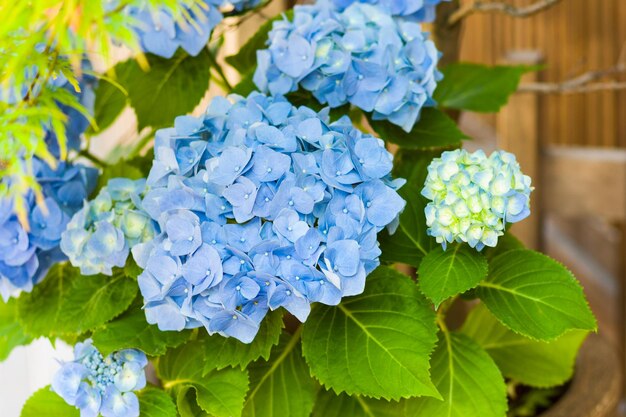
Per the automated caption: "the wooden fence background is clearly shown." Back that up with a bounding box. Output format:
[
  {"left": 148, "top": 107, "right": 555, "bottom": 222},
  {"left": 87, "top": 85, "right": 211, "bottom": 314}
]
[{"left": 458, "top": 0, "right": 626, "bottom": 148}]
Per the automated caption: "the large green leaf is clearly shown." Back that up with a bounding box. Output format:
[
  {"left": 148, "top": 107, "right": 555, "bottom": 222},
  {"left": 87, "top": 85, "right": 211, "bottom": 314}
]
[
  {"left": 406, "top": 332, "right": 508, "bottom": 417},
  {"left": 379, "top": 186, "right": 436, "bottom": 268},
  {"left": 485, "top": 232, "right": 525, "bottom": 261},
  {"left": 477, "top": 249, "right": 597, "bottom": 340},
  {"left": 434, "top": 63, "right": 533, "bottom": 112},
  {"left": 92, "top": 304, "right": 190, "bottom": 357},
  {"left": 91, "top": 72, "right": 129, "bottom": 132},
  {"left": 17, "top": 264, "right": 137, "bottom": 337},
  {"left": 392, "top": 148, "right": 443, "bottom": 188},
  {"left": 158, "top": 341, "right": 249, "bottom": 417},
  {"left": 138, "top": 387, "right": 178, "bottom": 417},
  {"left": 462, "top": 303, "right": 587, "bottom": 387},
  {"left": 243, "top": 331, "right": 317, "bottom": 417},
  {"left": 368, "top": 108, "right": 468, "bottom": 149},
  {"left": 0, "top": 298, "right": 33, "bottom": 361},
  {"left": 312, "top": 390, "right": 405, "bottom": 417},
  {"left": 418, "top": 243, "right": 488, "bottom": 307},
  {"left": 301, "top": 266, "right": 440, "bottom": 400},
  {"left": 203, "top": 309, "right": 283, "bottom": 373},
  {"left": 20, "top": 386, "right": 79, "bottom": 417},
  {"left": 117, "top": 50, "right": 211, "bottom": 130}
]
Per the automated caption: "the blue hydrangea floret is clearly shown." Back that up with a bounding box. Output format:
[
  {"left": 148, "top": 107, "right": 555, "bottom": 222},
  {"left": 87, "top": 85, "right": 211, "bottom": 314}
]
[
  {"left": 254, "top": 2, "right": 441, "bottom": 132},
  {"left": 52, "top": 339, "right": 148, "bottom": 417},
  {"left": 133, "top": 92, "right": 406, "bottom": 343},
  {"left": 329, "top": 0, "right": 448, "bottom": 22},
  {"left": 421, "top": 149, "right": 533, "bottom": 251},
  {"left": 61, "top": 178, "right": 157, "bottom": 276},
  {"left": 0, "top": 159, "right": 97, "bottom": 300}
]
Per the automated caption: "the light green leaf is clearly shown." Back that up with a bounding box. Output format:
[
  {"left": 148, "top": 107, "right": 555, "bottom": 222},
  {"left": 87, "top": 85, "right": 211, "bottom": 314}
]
[
  {"left": 434, "top": 63, "right": 534, "bottom": 112},
  {"left": 0, "top": 298, "right": 33, "bottom": 361},
  {"left": 418, "top": 243, "right": 488, "bottom": 307},
  {"left": 243, "top": 331, "right": 317, "bottom": 417},
  {"left": 17, "top": 264, "right": 137, "bottom": 337},
  {"left": 379, "top": 186, "right": 436, "bottom": 268},
  {"left": 118, "top": 50, "right": 211, "bottom": 130},
  {"left": 368, "top": 108, "right": 469, "bottom": 149},
  {"left": 461, "top": 303, "right": 587, "bottom": 387},
  {"left": 477, "top": 249, "right": 597, "bottom": 340},
  {"left": 158, "top": 341, "right": 249, "bottom": 417},
  {"left": 406, "top": 332, "right": 507, "bottom": 417},
  {"left": 301, "top": 266, "right": 440, "bottom": 400},
  {"left": 138, "top": 387, "right": 178, "bottom": 417},
  {"left": 312, "top": 389, "right": 405, "bottom": 417},
  {"left": 203, "top": 309, "right": 283, "bottom": 373},
  {"left": 92, "top": 304, "right": 190, "bottom": 357},
  {"left": 20, "top": 386, "right": 79, "bottom": 417}
]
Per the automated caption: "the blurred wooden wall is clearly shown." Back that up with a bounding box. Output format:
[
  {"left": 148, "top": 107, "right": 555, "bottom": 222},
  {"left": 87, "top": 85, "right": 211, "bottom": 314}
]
[{"left": 458, "top": 0, "right": 626, "bottom": 148}]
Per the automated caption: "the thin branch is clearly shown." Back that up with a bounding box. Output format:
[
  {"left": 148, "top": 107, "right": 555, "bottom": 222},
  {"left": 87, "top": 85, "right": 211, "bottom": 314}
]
[
  {"left": 519, "top": 63, "right": 626, "bottom": 94},
  {"left": 449, "top": 0, "right": 562, "bottom": 26}
]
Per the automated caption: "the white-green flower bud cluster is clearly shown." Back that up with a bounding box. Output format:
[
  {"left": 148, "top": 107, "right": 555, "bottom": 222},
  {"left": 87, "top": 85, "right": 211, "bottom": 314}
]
[{"left": 421, "top": 149, "right": 532, "bottom": 250}]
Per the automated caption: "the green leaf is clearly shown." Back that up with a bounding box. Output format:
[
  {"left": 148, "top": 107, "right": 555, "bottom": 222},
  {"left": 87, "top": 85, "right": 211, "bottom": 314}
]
[
  {"left": 434, "top": 63, "right": 534, "bottom": 112},
  {"left": 202, "top": 309, "right": 283, "bottom": 373},
  {"left": 312, "top": 390, "right": 405, "bottom": 417},
  {"left": 368, "top": 108, "right": 468, "bottom": 149},
  {"left": 379, "top": 186, "right": 436, "bottom": 268},
  {"left": 301, "top": 266, "right": 440, "bottom": 400},
  {"left": 243, "top": 331, "right": 317, "bottom": 417},
  {"left": 138, "top": 387, "right": 178, "bottom": 417},
  {"left": 92, "top": 77, "right": 127, "bottom": 132},
  {"left": 0, "top": 298, "right": 33, "bottom": 361},
  {"left": 17, "top": 264, "right": 137, "bottom": 337},
  {"left": 96, "top": 158, "right": 145, "bottom": 192},
  {"left": 462, "top": 303, "right": 587, "bottom": 387},
  {"left": 158, "top": 341, "right": 249, "bottom": 417},
  {"left": 225, "top": 10, "right": 292, "bottom": 73},
  {"left": 92, "top": 304, "right": 190, "bottom": 357},
  {"left": 231, "top": 71, "right": 257, "bottom": 96},
  {"left": 485, "top": 232, "right": 525, "bottom": 261},
  {"left": 118, "top": 50, "right": 211, "bottom": 130},
  {"left": 477, "top": 249, "right": 597, "bottom": 340},
  {"left": 20, "top": 386, "right": 79, "bottom": 417},
  {"left": 405, "top": 332, "right": 508, "bottom": 417},
  {"left": 392, "top": 148, "right": 442, "bottom": 188},
  {"left": 418, "top": 243, "right": 488, "bottom": 307}
]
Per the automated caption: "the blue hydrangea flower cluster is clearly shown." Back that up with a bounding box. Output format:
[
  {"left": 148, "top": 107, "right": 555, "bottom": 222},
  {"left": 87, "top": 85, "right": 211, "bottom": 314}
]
[
  {"left": 128, "top": 0, "right": 262, "bottom": 59},
  {"left": 421, "top": 149, "right": 533, "bottom": 251},
  {"left": 0, "top": 159, "right": 97, "bottom": 300},
  {"left": 329, "top": 0, "right": 448, "bottom": 22},
  {"left": 133, "top": 92, "right": 406, "bottom": 343},
  {"left": 52, "top": 339, "right": 147, "bottom": 417},
  {"left": 253, "top": 2, "right": 441, "bottom": 132},
  {"left": 61, "top": 178, "right": 157, "bottom": 276}
]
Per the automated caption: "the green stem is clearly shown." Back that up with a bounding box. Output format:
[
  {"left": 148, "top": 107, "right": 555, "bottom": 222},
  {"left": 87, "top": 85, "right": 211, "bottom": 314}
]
[
  {"left": 78, "top": 150, "right": 107, "bottom": 168},
  {"left": 436, "top": 296, "right": 458, "bottom": 333}
]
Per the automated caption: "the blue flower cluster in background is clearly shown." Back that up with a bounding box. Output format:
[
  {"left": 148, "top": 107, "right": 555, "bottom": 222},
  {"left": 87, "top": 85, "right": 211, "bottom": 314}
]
[
  {"left": 254, "top": 2, "right": 441, "bottom": 132},
  {"left": 0, "top": 159, "right": 97, "bottom": 300},
  {"left": 329, "top": 0, "right": 448, "bottom": 22},
  {"left": 133, "top": 92, "right": 405, "bottom": 343},
  {"left": 422, "top": 149, "right": 533, "bottom": 251},
  {"left": 61, "top": 178, "right": 157, "bottom": 276},
  {"left": 129, "top": 0, "right": 263, "bottom": 59},
  {"left": 52, "top": 339, "right": 147, "bottom": 417}
]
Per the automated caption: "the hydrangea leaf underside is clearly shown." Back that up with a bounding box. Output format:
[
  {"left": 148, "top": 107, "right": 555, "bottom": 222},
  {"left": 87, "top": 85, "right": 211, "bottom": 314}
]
[
  {"left": 157, "top": 341, "right": 249, "bottom": 417},
  {"left": 301, "top": 266, "right": 440, "bottom": 400},
  {"left": 379, "top": 186, "right": 436, "bottom": 268},
  {"left": 17, "top": 264, "right": 137, "bottom": 337},
  {"left": 92, "top": 303, "right": 191, "bottom": 357},
  {"left": 367, "top": 108, "right": 469, "bottom": 150},
  {"left": 477, "top": 249, "right": 597, "bottom": 341},
  {"left": 434, "top": 63, "right": 535, "bottom": 113},
  {"left": 202, "top": 309, "right": 284, "bottom": 373},
  {"left": 405, "top": 332, "right": 508, "bottom": 417},
  {"left": 461, "top": 303, "right": 588, "bottom": 388},
  {"left": 20, "top": 386, "right": 79, "bottom": 417},
  {"left": 137, "top": 387, "right": 178, "bottom": 417},
  {"left": 418, "top": 243, "right": 488, "bottom": 307},
  {"left": 0, "top": 298, "right": 33, "bottom": 361},
  {"left": 242, "top": 332, "right": 318, "bottom": 417}
]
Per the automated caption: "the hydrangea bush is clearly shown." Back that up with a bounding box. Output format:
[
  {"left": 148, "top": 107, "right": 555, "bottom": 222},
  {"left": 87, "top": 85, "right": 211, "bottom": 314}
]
[{"left": 1, "top": 2, "right": 598, "bottom": 417}]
